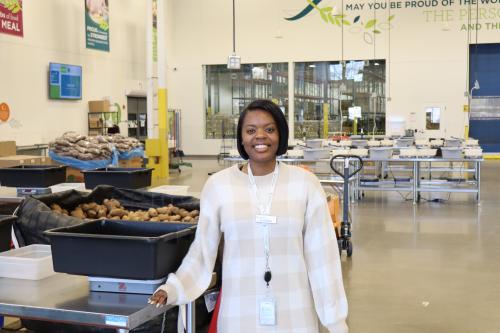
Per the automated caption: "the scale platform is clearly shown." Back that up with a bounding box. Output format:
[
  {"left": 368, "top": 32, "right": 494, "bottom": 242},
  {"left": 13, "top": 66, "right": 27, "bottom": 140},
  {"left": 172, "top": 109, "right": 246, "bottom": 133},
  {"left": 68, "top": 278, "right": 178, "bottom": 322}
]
[
  {"left": 88, "top": 276, "right": 167, "bottom": 294},
  {"left": 16, "top": 187, "right": 52, "bottom": 197}
]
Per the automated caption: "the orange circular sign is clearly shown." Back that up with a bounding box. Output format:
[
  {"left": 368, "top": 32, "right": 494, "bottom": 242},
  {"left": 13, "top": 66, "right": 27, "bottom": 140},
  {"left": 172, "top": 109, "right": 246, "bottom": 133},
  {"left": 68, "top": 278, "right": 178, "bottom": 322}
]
[{"left": 0, "top": 103, "right": 10, "bottom": 122}]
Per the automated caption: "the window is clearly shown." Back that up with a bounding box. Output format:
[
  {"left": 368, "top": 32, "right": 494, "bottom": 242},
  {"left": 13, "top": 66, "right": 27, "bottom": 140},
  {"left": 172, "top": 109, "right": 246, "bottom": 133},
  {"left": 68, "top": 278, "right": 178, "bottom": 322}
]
[
  {"left": 294, "top": 60, "right": 386, "bottom": 139},
  {"left": 425, "top": 107, "right": 441, "bottom": 130},
  {"left": 204, "top": 63, "right": 288, "bottom": 139}
]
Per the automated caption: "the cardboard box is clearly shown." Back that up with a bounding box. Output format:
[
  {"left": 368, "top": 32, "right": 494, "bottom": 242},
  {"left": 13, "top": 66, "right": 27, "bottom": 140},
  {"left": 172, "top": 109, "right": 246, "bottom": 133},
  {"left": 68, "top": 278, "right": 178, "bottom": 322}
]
[
  {"left": 118, "top": 157, "right": 143, "bottom": 168},
  {"left": 66, "top": 167, "right": 84, "bottom": 183},
  {"left": 0, "top": 141, "right": 16, "bottom": 157},
  {"left": 88, "top": 100, "right": 110, "bottom": 113},
  {"left": 0, "top": 155, "right": 42, "bottom": 168}
]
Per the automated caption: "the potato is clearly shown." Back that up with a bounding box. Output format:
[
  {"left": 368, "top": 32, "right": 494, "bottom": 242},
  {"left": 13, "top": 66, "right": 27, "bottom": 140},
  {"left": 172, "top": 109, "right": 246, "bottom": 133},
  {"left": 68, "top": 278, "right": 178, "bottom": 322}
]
[
  {"left": 156, "top": 207, "right": 170, "bottom": 215},
  {"left": 61, "top": 209, "right": 69, "bottom": 216},
  {"left": 97, "top": 207, "right": 107, "bottom": 218},
  {"left": 121, "top": 215, "right": 129, "bottom": 220},
  {"left": 149, "top": 217, "right": 160, "bottom": 222},
  {"left": 109, "top": 208, "right": 127, "bottom": 217},
  {"left": 148, "top": 208, "right": 158, "bottom": 217},
  {"left": 170, "top": 207, "right": 180, "bottom": 215},
  {"left": 182, "top": 216, "right": 193, "bottom": 222},
  {"left": 71, "top": 208, "right": 85, "bottom": 219},
  {"left": 50, "top": 203, "right": 63, "bottom": 212},
  {"left": 169, "top": 214, "right": 181, "bottom": 222},
  {"left": 157, "top": 214, "right": 170, "bottom": 221},
  {"left": 178, "top": 209, "right": 189, "bottom": 218},
  {"left": 86, "top": 202, "right": 98, "bottom": 211},
  {"left": 87, "top": 209, "right": 97, "bottom": 218},
  {"left": 189, "top": 210, "right": 199, "bottom": 218},
  {"left": 81, "top": 203, "right": 90, "bottom": 211},
  {"left": 110, "top": 216, "right": 121, "bottom": 220}
]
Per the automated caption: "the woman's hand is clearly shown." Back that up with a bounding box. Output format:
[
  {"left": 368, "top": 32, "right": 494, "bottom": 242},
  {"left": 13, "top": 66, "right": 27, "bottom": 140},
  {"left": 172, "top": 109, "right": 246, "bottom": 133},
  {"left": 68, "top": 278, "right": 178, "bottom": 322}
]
[{"left": 148, "top": 290, "right": 168, "bottom": 307}]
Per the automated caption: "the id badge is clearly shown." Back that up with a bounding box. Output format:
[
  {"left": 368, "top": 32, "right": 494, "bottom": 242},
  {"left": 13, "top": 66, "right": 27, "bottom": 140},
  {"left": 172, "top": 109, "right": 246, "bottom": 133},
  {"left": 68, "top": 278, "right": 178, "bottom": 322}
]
[
  {"left": 259, "top": 297, "right": 277, "bottom": 326},
  {"left": 256, "top": 214, "right": 277, "bottom": 224}
]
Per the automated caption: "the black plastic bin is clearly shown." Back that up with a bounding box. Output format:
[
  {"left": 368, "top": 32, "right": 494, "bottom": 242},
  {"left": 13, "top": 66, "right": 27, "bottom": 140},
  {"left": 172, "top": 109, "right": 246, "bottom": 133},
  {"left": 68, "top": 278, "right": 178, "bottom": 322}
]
[
  {"left": 0, "top": 165, "right": 67, "bottom": 188},
  {"left": 0, "top": 215, "right": 15, "bottom": 252},
  {"left": 83, "top": 168, "right": 152, "bottom": 190},
  {"left": 44, "top": 220, "right": 196, "bottom": 280}
]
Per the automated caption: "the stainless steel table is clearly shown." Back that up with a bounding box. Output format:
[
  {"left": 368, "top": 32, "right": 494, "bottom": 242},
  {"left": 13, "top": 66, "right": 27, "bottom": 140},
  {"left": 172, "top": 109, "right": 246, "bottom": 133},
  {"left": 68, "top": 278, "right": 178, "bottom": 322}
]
[{"left": 0, "top": 273, "right": 195, "bottom": 332}]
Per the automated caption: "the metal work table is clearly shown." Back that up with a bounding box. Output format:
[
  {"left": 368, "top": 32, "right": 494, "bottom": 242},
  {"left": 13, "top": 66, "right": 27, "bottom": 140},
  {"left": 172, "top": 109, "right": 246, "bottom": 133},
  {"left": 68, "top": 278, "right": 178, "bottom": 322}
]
[
  {"left": 0, "top": 273, "right": 196, "bottom": 332},
  {"left": 359, "top": 157, "right": 482, "bottom": 204}
]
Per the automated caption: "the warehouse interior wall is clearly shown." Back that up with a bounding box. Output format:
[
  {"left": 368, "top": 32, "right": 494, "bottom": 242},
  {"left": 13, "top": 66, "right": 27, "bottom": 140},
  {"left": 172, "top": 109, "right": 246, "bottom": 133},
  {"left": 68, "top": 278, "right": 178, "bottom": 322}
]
[
  {"left": 0, "top": 0, "right": 147, "bottom": 146},
  {"left": 2, "top": 1, "right": 500, "bottom": 156},
  {"left": 165, "top": 0, "right": 500, "bottom": 155}
]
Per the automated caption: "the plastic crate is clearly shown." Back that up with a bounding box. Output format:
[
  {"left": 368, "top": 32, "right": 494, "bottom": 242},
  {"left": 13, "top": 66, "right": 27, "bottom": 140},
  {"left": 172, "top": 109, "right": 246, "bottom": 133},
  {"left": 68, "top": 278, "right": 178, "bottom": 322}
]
[
  {"left": 369, "top": 147, "right": 393, "bottom": 159},
  {"left": 45, "top": 220, "right": 196, "bottom": 280},
  {"left": 441, "top": 147, "right": 462, "bottom": 159},
  {"left": 305, "top": 139, "right": 323, "bottom": 148},
  {"left": 0, "top": 244, "right": 56, "bottom": 280},
  {"left": 0, "top": 215, "right": 15, "bottom": 252},
  {"left": 303, "top": 148, "right": 330, "bottom": 160},
  {"left": 351, "top": 139, "right": 368, "bottom": 148},
  {"left": 0, "top": 165, "right": 67, "bottom": 188},
  {"left": 444, "top": 139, "right": 462, "bottom": 147},
  {"left": 83, "top": 167, "right": 152, "bottom": 189},
  {"left": 395, "top": 138, "right": 414, "bottom": 147}
]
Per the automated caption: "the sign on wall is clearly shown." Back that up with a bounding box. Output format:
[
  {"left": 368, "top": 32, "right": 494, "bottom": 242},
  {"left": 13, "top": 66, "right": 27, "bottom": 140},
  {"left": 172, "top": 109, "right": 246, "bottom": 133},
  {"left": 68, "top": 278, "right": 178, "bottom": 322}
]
[
  {"left": 85, "top": 0, "right": 109, "bottom": 52},
  {"left": 286, "top": 0, "right": 500, "bottom": 44},
  {"left": 0, "top": 0, "right": 23, "bottom": 37}
]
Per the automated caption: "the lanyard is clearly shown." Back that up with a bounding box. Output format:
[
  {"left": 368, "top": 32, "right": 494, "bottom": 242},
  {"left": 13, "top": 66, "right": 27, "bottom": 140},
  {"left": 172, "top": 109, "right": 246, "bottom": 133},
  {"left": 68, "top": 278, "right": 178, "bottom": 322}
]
[{"left": 247, "top": 162, "right": 279, "bottom": 288}]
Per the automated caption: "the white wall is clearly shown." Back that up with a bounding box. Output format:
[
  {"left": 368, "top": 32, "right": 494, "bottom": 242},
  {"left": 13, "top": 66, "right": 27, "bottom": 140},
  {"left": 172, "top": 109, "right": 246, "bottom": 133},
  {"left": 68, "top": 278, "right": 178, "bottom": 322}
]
[
  {"left": 166, "top": 0, "right": 500, "bottom": 155},
  {"left": 0, "top": 0, "right": 147, "bottom": 145}
]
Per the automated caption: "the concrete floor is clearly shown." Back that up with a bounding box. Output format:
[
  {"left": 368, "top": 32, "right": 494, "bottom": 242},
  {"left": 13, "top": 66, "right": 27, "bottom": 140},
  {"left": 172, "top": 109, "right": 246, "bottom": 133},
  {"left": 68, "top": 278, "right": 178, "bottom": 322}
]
[{"left": 166, "top": 159, "right": 500, "bottom": 333}]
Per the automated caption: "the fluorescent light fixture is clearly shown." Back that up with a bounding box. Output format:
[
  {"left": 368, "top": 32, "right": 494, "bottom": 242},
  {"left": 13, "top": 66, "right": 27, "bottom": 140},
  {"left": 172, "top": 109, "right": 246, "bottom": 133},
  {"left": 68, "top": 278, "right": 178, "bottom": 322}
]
[
  {"left": 308, "top": 64, "right": 316, "bottom": 68},
  {"left": 374, "top": 62, "right": 380, "bottom": 66}
]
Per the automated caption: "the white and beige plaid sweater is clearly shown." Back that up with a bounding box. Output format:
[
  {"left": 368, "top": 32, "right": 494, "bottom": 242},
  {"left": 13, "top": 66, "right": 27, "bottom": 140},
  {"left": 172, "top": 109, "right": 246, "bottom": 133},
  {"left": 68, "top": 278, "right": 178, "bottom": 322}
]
[{"left": 158, "top": 163, "right": 348, "bottom": 333}]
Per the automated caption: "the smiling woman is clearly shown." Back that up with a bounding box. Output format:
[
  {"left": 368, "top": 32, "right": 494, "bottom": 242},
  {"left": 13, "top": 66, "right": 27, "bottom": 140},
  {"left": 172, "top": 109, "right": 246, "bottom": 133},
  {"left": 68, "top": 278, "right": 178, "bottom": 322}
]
[
  {"left": 150, "top": 99, "right": 348, "bottom": 333},
  {"left": 237, "top": 100, "right": 289, "bottom": 175}
]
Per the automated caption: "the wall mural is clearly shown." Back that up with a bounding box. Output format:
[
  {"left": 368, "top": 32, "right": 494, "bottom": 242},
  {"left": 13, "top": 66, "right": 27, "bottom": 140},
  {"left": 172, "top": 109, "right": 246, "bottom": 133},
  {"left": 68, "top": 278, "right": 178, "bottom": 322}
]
[{"left": 285, "top": 0, "right": 500, "bottom": 44}]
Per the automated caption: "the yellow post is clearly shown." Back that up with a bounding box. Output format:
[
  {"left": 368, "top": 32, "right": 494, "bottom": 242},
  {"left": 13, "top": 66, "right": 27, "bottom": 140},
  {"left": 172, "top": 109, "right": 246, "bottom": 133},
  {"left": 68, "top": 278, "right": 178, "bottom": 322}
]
[
  {"left": 353, "top": 118, "right": 358, "bottom": 135},
  {"left": 323, "top": 103, "right": 329, "bottom": 139},
  {"left": 158, "top": 88, "right": 169, "bottom": 178}
]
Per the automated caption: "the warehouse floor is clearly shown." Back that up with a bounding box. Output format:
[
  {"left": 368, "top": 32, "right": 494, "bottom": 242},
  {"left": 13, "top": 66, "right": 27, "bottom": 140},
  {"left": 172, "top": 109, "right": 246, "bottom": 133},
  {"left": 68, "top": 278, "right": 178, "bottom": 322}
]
[{"left": 166, "top": 159, "right": 500, "bottom": 333}]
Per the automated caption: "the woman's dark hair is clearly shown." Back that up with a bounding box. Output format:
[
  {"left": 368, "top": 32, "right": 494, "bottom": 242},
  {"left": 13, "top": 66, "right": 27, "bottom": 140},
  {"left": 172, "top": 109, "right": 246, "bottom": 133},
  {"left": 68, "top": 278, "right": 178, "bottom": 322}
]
[{"left": 236, "top": 99, "right": 289, "bottom": 160}]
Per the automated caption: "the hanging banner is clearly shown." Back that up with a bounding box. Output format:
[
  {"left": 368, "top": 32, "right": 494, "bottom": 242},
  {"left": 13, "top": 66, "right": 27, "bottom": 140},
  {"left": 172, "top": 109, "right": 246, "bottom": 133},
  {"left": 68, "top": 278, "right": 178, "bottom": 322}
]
[
  {"left": 153, "top": 0, "right": 157, "bottom": 62},
  {"left": 85, "top": 0, "right": 109, "bottom": 52},
  {"left": 0, "top": 0, "right": 23, "bottom": 37}
]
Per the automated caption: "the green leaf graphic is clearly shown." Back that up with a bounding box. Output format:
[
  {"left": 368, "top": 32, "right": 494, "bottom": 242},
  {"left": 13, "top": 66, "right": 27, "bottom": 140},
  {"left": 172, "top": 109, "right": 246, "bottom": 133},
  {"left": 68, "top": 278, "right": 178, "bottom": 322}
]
[
  {"left": 388, "top": 15, "right": 395, "bottom": 21},
  {"left": 328, "top": 13, "right": 336, "bottom": 24},
  {"left": 323, "top": 6, "right": 333, "bottom": 12},
  {"left": 11, "top": 6, "right": 19, "bottom": 13},
  {"left": 373, "top": 30, "right": 381, "bottom": 34},
  {"left": 342, "top": 19, "right": 351, "bottom": 26},
  {"left": 365, "top": 19, "right": 377, "bottom": 29},
  {"left": 320, "top": 10, "right": 328, "bottom": 23}
]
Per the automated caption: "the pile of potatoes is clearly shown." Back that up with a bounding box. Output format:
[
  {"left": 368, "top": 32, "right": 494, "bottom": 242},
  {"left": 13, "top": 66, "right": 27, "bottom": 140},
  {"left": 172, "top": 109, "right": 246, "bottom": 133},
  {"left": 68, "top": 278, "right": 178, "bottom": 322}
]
[{"left": 50, "top": 198, "right": 199, "bottom": 223}]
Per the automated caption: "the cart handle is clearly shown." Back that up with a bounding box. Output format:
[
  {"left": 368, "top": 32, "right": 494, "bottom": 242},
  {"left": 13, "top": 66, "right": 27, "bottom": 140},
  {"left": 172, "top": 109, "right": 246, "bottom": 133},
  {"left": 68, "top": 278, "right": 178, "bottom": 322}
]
[{"left": 330, "top": 155, "right": 364, "bottom": 179}]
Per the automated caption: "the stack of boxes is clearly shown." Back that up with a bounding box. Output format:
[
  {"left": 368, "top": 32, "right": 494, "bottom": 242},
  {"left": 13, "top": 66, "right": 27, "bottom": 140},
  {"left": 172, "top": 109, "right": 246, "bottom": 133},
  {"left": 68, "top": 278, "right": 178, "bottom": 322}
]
[{"left": 0, "top": 141, "right": 51, "bottom": 168}]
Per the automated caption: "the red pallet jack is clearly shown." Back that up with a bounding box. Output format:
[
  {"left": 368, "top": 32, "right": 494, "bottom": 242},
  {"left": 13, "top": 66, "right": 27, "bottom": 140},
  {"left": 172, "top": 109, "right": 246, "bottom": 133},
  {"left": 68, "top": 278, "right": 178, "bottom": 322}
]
[{"left": 330, "top": 155, "right": 363, "bottom": 257}]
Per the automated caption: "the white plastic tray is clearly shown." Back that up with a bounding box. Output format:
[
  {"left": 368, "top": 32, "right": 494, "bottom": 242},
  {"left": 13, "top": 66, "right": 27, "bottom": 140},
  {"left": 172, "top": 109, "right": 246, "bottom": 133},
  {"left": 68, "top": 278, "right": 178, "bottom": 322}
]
[
  {"left": 0, "top": 244, "right": 56, "bottom": 280},
  {"left": 148, "top": 185, "right": 190, "bottom": 196}
]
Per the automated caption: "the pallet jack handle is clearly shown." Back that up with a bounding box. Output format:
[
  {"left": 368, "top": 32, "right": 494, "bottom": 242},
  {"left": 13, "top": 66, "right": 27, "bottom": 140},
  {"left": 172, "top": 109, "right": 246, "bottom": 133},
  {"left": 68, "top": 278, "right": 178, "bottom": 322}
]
[{"left": 329, "top": 155, "right": 364, "bottom": 179}]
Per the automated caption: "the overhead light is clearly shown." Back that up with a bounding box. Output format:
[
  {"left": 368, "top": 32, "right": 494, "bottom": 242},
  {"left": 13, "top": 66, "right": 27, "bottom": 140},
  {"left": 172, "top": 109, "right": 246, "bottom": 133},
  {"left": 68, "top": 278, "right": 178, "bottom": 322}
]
[
  {"left": 309, "top": 64, "right": 316, "bottom": 68},
  {"left": 374, "top": 62, "right": 380, "bottom": 66}
]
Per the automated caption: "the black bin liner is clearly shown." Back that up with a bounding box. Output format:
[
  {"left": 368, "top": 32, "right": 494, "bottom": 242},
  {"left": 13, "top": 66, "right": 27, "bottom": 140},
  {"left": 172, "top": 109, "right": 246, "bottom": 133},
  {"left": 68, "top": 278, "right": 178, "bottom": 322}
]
[
  {"left": 14, "top": 185, "right": 199, "bottom": 246},
  {"left": 45, "top": 220, "right": 196, "bottom": 280},
  {"left": 0, "top": 215, "right": 15, "bottom": 252},
  {"left": 0, "top": 165, "right": 67, "bottom": 188}
]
